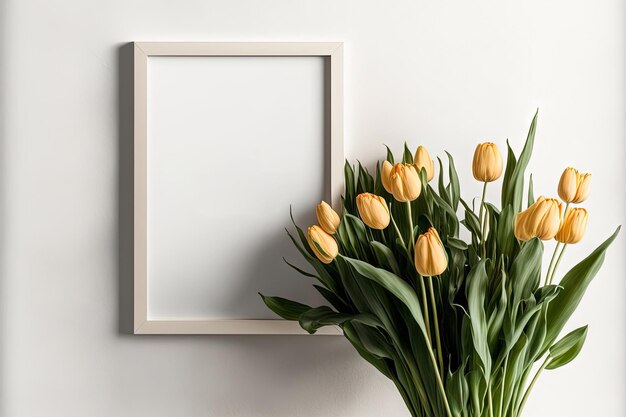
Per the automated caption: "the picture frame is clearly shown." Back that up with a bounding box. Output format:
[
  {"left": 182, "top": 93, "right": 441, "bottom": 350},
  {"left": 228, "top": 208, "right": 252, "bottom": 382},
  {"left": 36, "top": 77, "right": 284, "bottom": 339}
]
[{"left": 133, "top": 42, "right": 343, "bottom": 335}]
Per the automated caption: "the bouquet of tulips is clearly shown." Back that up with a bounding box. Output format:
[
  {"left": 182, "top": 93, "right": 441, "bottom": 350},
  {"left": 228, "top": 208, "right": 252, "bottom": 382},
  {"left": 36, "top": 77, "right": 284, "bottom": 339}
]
[{"left": 260, "top": 112, "right": 619, "bottom": 417}]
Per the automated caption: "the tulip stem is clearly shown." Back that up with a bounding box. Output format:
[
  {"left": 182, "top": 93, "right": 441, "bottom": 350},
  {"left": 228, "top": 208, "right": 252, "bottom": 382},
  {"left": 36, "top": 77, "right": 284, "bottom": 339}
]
[
  {"left": 545, "top": 242, "right": 562, "bottom": 286},
  {"left": 389, "top": 204, "right": 407, "bottom": 249},
  {"left": 498, "top": 355, "right": 509, "bottom": 417},
  {"left": 406, "top": 202, "right": 415, "bottom": 250},
  {"left": 487, "top": 384, "right": 494, "bottom": 417},
  {"left": 419, "top": 275, "right": 432, "bottom": 343},
  {"left": 478, "top": 181, "right": 488, "bottom": 258},
  {"left": 516, "top": 355, "right": 550, "bottom": 417},
  {"left": 548, "top": 244, "right": 568, "bottom": 285},
  {"left": 428, "top": 276, "right": 444, "bottom": 380}
]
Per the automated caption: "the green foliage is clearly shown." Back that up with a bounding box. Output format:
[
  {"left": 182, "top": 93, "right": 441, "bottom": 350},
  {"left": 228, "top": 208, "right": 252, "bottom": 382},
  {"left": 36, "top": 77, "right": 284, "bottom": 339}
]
[
  {"left": 260, "top": 113, "right": 619, "bottom": 417},
  {"left": 546, "top": 326, "right": 588, "bottom": 370}
]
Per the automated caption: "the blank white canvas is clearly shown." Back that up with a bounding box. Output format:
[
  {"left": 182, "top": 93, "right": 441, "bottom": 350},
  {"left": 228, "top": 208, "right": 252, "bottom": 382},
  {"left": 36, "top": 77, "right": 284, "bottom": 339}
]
[{"left": 147, "top": 56, "right": 327, "bottom": 320}]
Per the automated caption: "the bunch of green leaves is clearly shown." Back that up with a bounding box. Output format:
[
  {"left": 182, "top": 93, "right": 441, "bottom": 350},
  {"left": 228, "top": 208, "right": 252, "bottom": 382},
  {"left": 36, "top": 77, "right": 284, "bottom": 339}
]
[{"left": 260, "top": 112, "right": 619, "bottom": 417}]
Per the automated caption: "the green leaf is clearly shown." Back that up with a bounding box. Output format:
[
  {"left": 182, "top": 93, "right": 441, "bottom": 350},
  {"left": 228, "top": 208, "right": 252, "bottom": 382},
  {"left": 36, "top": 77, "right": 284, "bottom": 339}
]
[
  {"left": 546, "top": 326, "right": 588, "bottom": 370},
  {"left": 487, "top": 267, "right": 507, "bottom": 350},
  {"left": 527, "top": 174, "right": 535, "bottom": 207},
  {"left": 342, "top": 322, "right": 392, "bottom": 378},
  {"left": 344, "top": 161, "right": 356, "bottom": 213},
  {"left": 502, "top": 110, "right": 538, "bottom": 213},
  {"left": 341, "top": 256, "right": 430, "bottom": 337},
  {"left": 510, "top": 238, "right": 543, "bottom": 309},
  {"left": 446, "top": 362, "right": 469, "bottom": 416},
  {"left": 371, "top": 241, "right": 401, "bottom": 275},
  {"left": 446, "top": 151, "right": 461, "bottom": 211},
  {"left": 437, "top": 157, "right": 451, "bottom": 206},
  {"left": 461, "top": 198, "right": 481, "bottom": 240},
  {"left": 299, "top": 306, "right": 382, "bottom": 334},
  {"left": 501, "top": 334, "right": 528, "bottom": 413},
  {"left": 283, "top": 257, "right": 318, "bottom": 278},
  {"left": 313, "top": 285, "right": 350, "bottom": 312},
  {"left": 374, "top": 162, "right": 384, "bottom": 196},
  {"left": 543, "top": 227, "right": 620, "bottom": 351},
  {"left": 429, "top": 185, "right": 459, "bottom": 237},
  {"left": 501, "top": 141, "right": 517, "bottom": 209},
  {"left": 465, "top": 260, "right": 492, "bottom": 378},
  {"left": 259, "top": 294, "right": 311, "bottom": 321},
  {"left": 447, "top": 237, "right": 469, "bottom": 251},
  {"left": 357, "top": 161, "right": 375, "bottom": 194},
  {"left": 385, "top": 145, "right": 395, "bottom": 164},
  {"left": 343, "top": 213, "right": 370, "bottom": 259},
  {"left": 496, "top": 205, "right": 515, "bottom": 257},
  {"left": 403, "top": 142, "right": 414, "bottom": 164}
]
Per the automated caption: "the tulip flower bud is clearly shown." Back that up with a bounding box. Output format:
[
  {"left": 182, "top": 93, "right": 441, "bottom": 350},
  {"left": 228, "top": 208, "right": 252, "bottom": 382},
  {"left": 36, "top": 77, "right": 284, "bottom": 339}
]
[
  {"left": 389, "top": 163, "right": 422, "bottom": 202},
  {"left": 513, "top": 209, "right": 533, "bottom": 241},
  {"left": 514, "top": 196, "right": 563, "bottom": 241},
  {"left": 381, "top": 160, "right": 394, "bottom": 194},
  {"left": 307, "top": 225, "right": 338, "bottom": 264},
  {"left": 414, "top": 227, "right": 448, "bottom": 277},
  {"left": 414, "top": 146, "right": 435, "bottom": 182},
  {"left": 472, "top": 142, "right": 503, "bottom": 182},
  {"left": 316, "top": 201, "right": 340, "bottom": 235},
  {"left": 558, "top": 167, "right": 591, "bottom": 204},
  {"left": 356, "top": 193, "right": 390, "bottom": 230},
  {"left": 556, "top": 207, "right": 588, "bottom": 244}
]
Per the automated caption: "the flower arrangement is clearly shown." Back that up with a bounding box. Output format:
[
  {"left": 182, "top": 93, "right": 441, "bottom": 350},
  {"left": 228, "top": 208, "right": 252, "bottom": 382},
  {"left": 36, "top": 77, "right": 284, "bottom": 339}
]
[{"left": 260, "top": 112, "right": 619, "bottom": 417}]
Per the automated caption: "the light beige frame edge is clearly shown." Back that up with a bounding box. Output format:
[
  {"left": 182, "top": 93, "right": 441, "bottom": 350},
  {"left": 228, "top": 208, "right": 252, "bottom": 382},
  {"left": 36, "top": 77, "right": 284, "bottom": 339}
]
[{"left": 133, "top": 42, "right": 344, "bottom": 335}]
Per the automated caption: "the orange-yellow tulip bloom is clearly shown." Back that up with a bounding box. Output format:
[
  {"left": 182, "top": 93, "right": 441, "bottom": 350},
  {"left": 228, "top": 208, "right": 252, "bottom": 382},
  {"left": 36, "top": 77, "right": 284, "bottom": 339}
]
[
  {"left": 556, "top": 207, "right": 588, "bottom": 244},
  {"left": 558, "top": 167, "right": 591, "bottom": 204},
  {"left": 414, "top": 227, "right": 448, "bottom": 277},
  {"left": 514, "top": 196, "right": 563, "bottom": 241},
  {"left": 316, "top": 201, "right": 340, "bottom": 235},
  {"left": 356, "top": 193, "right": 390, "bottom": 230},
  {"left": 472, "top": 142, "right": 503, "bottom": 182},
  {"left": 389, "top": 163, "right": 421, "bottom": 202},
  {"left": 381, "top": 160, "right": 394, "bottom": 194},
  {"left": 414, "top": 146, "right": 435, "bottom": 182},
  {"left": 307, "top": 225, "right": 338, "bottom": 264}
]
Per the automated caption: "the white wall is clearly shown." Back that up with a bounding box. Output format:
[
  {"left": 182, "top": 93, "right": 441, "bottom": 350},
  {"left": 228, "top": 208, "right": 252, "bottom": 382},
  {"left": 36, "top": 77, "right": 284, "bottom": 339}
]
[{"left": 1, "top": 0, "right": 624, "bottom": 416}]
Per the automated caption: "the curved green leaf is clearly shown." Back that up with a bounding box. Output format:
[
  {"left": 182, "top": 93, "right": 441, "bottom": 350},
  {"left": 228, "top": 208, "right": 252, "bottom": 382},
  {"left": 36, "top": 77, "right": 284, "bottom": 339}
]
[
  {"left": 371, "top": 241, "right": 401, "bottom": 275},
  {"left": 299, "top": 306, "right": 382, "bottom": 334},
  {"left": 502, "top": 110, "right": 538, "bottom": 213},
  {"left": 341, "top": 256, "right": 429, "bottom": 336},
  {"left": 546, "top": 325, "right": 588, "bottom": 370},
  {"left": 260, "top": 294, "right": 311, "bottom": 321},
  {"left": 543, "top": 227, "right": 620, "bottom": 351}
]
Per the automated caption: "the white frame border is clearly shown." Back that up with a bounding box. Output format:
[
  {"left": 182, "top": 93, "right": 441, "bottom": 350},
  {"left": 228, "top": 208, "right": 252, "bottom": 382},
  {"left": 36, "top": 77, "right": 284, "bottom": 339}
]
[{"left": 133, "top": 42, "right": 344, "bottom": 335}]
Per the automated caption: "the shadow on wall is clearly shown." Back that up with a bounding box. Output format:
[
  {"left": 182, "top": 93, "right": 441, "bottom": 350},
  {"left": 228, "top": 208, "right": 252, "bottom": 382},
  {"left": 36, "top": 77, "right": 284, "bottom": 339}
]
[
  {"left": 216, "top": 205, "right": 327, "bottom": 320},
  {"left": 117, "top": 42, "right": 134, "bottom": 334}
]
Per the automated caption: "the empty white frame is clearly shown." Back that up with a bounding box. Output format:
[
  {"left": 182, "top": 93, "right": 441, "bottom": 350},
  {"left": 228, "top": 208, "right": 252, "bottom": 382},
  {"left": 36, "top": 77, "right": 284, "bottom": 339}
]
[{"left": 133, "top": 42, "right": 343, "bottom": 334}]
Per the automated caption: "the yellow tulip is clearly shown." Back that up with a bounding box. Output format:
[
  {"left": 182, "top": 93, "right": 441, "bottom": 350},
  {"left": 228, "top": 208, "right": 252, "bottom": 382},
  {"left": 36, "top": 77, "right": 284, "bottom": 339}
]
[
  {"left": 356, "top": 193, "right": 390, "bottom": 230},
  {"left": 414, "top": 227, "right": 448, "bottom": 277},
  {"left": 558, "top": 167, "right": 591, "bottom": 204},
  {"left": 307, "top": 225, "right": 338, "bottom": 264},
  {"left": 381, "top": 160, "right": 394, "bottom": 194},
  {"left": 472, "top": 142, "right": 503, "bottom": 182},
  {"left": 513, "top": 209, "right": 533, "bottom": 241},
  {"left": 514, "top": 196, "right": 563, "bottom": 241},
  {"left": 389, "top": 163, "right": 421, "bottom": 202},
  {"left": 414, "top": 146, "right": 435, "bottom": 182},
  {"left": 556, "top": 207, "right": 588, "bottom": 244},
  {"left": 316, "top": 201, "right": 340, "bottom": 235}
]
